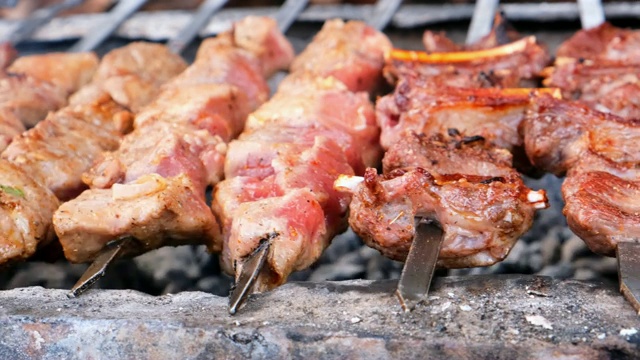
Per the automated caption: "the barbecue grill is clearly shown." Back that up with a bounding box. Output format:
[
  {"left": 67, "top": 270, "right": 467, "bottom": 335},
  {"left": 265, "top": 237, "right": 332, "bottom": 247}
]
[{"left": 0, "top": 1, "right": 639, "bottom": 358}]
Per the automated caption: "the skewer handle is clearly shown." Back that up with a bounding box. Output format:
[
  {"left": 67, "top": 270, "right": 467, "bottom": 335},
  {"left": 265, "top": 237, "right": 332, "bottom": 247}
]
[
  {"left": 274, "top": 0, "right": 309, "bottom": 34},
  {"left": 369, "top": 0, "right": 403, "bottom": 31}
]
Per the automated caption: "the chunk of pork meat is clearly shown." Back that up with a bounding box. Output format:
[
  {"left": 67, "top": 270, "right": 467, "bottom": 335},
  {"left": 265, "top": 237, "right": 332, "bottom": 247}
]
[{"left": 339, "top": 133, "right": 547, "bottom": 268}]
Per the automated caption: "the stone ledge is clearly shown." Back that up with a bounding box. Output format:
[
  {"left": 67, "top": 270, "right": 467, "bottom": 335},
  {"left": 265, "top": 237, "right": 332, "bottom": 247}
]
[{"left": 0, "top": 275, "right": 638, "bottom": 359}]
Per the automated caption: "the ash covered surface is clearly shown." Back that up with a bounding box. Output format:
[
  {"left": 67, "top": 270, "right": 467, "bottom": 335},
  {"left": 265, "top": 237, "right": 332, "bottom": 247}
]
[{"left": 1, "top": 276, "right": 639, "bottom": 359}]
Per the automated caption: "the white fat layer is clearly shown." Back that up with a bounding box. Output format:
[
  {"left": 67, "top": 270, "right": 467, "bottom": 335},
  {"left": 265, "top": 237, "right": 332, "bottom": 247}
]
[
  {"left": 334, "top": 175, "right": 364, "bottom": 192},
  {"left": 527, "top": 190, "right": 545, "bottom": 203}
]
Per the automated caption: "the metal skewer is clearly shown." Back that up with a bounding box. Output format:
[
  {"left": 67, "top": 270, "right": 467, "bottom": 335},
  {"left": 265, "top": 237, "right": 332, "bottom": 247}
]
[
  {"left": 1, "top": 0, "right": 85, "bottom": 45},
  {"left": 396, "top": 218, "right": 445, "bottom": 312},
  {"left": 69, "top": 0, "right": 231, "bottom": 298},
  {"left": 466, "top": 0, "right": 500, "bottom": 45},
  {"left": 166, "top": 0, "right": 229, "bottom": 54},
  {"left": 227, "top": 0, "right": 403, "bottom": 315},
  {"left": 617, "top": 242, "right": 640, "bottom": 314},
  {"left": 228, "top": 239, "right": 271, "bottom": 315},
  {"left": 274, "top": 0, "right": 310, "bottom": 34},
  {"left": 394, "top": 0, "right": 500, "bottom": 311},
  {"left": 69, "top": 0, "right": 149, "bottom": 53},
  {"left": 68, "top": 236, "right": 132, "bottom": 298},
  {"left": 577, "top": 0, "right": 605, "bottom": 30}
]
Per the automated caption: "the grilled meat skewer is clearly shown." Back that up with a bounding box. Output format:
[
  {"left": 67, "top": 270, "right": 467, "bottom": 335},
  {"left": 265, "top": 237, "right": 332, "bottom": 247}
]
[
  {"left": 337, "top": 132, "right": 547, "bottom": 268},
  {"left": 0, "top": 43, "right": 187, "bottom": 266},
  {"left": 212, "top": 20, "right": 391, "bottom": 302},
  {"left": 54, "top": 16, "right": 295, "bottom": 264}
]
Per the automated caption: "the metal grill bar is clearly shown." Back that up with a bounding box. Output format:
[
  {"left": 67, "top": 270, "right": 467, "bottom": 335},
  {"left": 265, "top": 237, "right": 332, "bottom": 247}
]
[
  {"left": 578, "top": 0, "right": 605, "bottom": 29},
  {"left": 466, "top": 0, "right": 499, "bottom": 44},
  {"left": 274, "top": 0, "right": 310, "bottom": 34},
  {"left": 69, "top": 0, "right": 149, "bottom": 52},
  {"left": 2, "top": 2, "right": 638, "bottom": 45},
  {"left": 369, "top": 0, "right": 403, "bottom": 31},
  {"left": 166, "top": 0, "right": 228, "bottom": 54},
  {"left": 1, "top": 0, "right": 85, "bottom": 45}
]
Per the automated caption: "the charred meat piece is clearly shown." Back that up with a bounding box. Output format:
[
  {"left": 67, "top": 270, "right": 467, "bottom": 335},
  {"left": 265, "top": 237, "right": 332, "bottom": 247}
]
[
  {"left": 377, "top": 82, "right": 559, "bottom": 152},
  {"left": 523, "top": 94, "right": 640, "bottom": 256},
  {"left": 556, "top": 22, "right": 640, "bottom": 64},
  {"left": 0, "top": 159, "right": 59, "bottom": 266},
  {"left": 54, "top": 16, "right": 294, "bottom": 264},
  {"left": 213, "top": 20, "right": 391, "bottom": 291},
  {"left": 338, "top": 132, "right": 547, "bottom": 268},
  {"left": 522, "top": 94, "right": 640, "bottom": 176},
  {"left": 544, "top": 58, "right": 640, "bottom": 119},
  {"left": 386, "top": 36, "right": 550, "bottom": 87}
]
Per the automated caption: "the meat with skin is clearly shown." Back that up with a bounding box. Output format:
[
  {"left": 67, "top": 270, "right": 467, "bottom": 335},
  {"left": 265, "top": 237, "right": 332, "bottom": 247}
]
[
  {"left": 0, "top": 52, "right": 103, "bottom": 150},
  {"left": 54, "top": 16, "right": 294, "bottom": 263},
  {"left": 338, "top": 132, "right": 547, "bottom": 267},
  {"left": 3, "top": 96, "right": 131, "bottom": 201},
  {"left": 522, "top": 94, "right": 640, "bottom": 256},
  {"left": 522, "top": 94, "right": 640, "bottom": 176},
  {"left": 70, "top": 42, "right": 187, "bottom": 111},
  {"left": 376, "top": 82, "right": 557, "bottom": 152},
  {"left": 213, "top": 20, "right": 390, "bottom": 291},
  {"left": 290, "top": 19, "right": 392, "bottom": 92},
  {"left": 556, "top": 22, "right": 640, "bottom": 64},
  {"left": 0, "top": 159, "right": 59, "bottom": 266},
  {"left": 386, "top": 36, "right": 550, "bottom": 87},
  {"left": 543, "top": 58, "right": 640, "bottom": 119},
  {"left": 8, "top": 52, "right": 99, "bottom": 94}
]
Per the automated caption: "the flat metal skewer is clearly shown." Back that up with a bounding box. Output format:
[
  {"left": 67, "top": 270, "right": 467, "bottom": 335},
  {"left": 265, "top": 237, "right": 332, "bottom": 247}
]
[
  {"left": 166, "top": 0, "right": 228, "bottom": 54},
  {"left": 577, "top": 0, "right": 605, "bottom": 29},
  {"left": 617, "top": 242, "right": 640, "bottom": 314},
  {"left": 68, "top": 237, "right": 132, "bottom": 298},
  {"left": 396, "top": 218, "right": 445, "bottom": 312},
  {"left": 1, "top": 0, "right": 85, "bottom": 45},
  {"left": 369, "top": 0, "right": 403, "bottom": 31},
  {"left": 274, "top": 0, "right": 310, "bottom": 34},
  {"left": 69, "top": 0, "right": 149, "bottom": 53},
  {"left": 466, "top": 0, "right": 500, "bottom": 45},
  {"left": 228, "top": 239, "right": 271, "bottom": 315}
]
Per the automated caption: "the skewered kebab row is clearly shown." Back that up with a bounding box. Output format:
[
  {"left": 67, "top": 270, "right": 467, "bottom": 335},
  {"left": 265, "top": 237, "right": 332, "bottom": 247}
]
[
  {"left": 2, "top": 42, "right": 188, "bottom": 201},
  {"left": 336, "top": 23, "right": 554, "bottom": 271},
  {"left": 54, "top": 16, "right": 295, "bottom": 264},
  {"left": 336, "top": 131, "right": 547, "bottom": 268},
  {"left": 0, "top": 42, "right": 190, "bottom": 266},
  {"left": 0, "top": 51, "right": 100, "bottom": 150},
  {"left": 213, "top": 19, "right": 391, "bottom": 291},
  {"left": 523, "top": 94, "right": 640, "bottom": 257}
]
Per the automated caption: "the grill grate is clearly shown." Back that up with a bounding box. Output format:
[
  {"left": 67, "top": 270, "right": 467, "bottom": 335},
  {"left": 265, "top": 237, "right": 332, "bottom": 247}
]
[{"left": 0, "top": 1, "right": 638, "bottom": 50}]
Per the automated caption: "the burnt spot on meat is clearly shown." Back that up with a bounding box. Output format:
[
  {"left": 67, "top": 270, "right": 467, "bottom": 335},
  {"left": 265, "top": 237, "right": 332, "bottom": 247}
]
[
  {"left": 480, "top": 176, "right": 506, "bottom": 184},
  {"left": 461, "top": 135, "right": 486, "bottom": 145}
]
